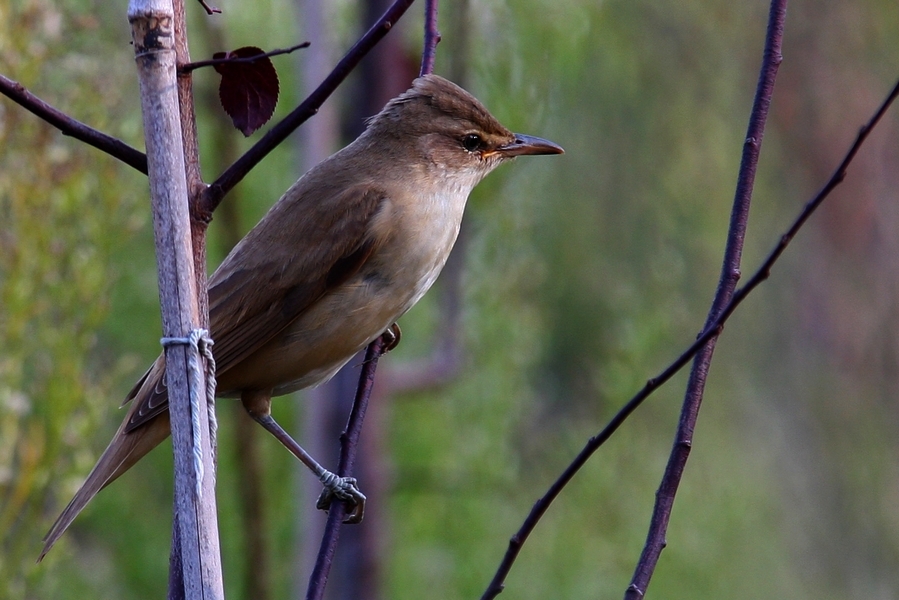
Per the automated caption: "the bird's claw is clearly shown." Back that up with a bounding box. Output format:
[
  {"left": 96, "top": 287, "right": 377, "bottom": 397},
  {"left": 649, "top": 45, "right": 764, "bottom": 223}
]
[
  {"left": 382, "top": 323, "right": 401, "bottom": 353},
  {"left": 316, "top": 473, "right": 366, "bottom": 524}
]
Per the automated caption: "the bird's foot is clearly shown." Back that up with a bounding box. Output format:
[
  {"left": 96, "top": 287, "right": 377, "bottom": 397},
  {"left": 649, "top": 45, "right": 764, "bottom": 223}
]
[
  {"left": 382, "top": 323, "right": 402, "bottom": 353},
  {"left": 316, "top": 471, "right": 366, "bottom": 524}
]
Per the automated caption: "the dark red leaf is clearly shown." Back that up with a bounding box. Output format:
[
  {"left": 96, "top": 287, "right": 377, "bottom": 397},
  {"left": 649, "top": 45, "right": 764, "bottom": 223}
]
[{"left": 213, "top": 46, "right": 280, "bottom": 136}]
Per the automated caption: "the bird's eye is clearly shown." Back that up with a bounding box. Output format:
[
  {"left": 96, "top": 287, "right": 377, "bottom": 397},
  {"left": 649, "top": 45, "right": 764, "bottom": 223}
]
[{"left": 461, "top": 133, "right": 483, "bottom": 153}]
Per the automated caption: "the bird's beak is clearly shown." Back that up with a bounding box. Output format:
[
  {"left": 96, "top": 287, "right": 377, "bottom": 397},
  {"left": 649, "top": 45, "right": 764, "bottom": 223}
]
[{"left": 494, "top": 134, "right": 565, "bottom": 158}]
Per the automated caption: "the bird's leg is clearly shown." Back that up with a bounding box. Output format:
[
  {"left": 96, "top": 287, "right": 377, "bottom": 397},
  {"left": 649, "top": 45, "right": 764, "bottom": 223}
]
[{"left": 241, "top": 389, "right": 366, "bottom": 523}]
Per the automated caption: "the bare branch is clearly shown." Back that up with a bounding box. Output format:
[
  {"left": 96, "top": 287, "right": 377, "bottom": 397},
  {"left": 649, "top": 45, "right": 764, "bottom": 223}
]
[
  {"left": 196, "top": 0, "right": 221, "bottom": 15},
  {"left": 180, "top": 42, "right": 311, "bottom": 73},
  {"left": 306, "top": 335, "right": 389, "bottom": 600},
  {"left": 199, "top": 0, "right": 417, "bottom": 218},
  {"left": 0, "top": 74, "right": 148, "bottom": 174},
  {"left": 627, "top": 2, "right": 786, "bottom": 594},
  {"left": 419, "top": 0, "right": 440, "bottom": 77}
]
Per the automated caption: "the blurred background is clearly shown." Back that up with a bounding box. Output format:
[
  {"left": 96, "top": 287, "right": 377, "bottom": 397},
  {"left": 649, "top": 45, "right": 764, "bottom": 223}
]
[{"left": 2, "top": 0, "right": 899, "bottom": 598}]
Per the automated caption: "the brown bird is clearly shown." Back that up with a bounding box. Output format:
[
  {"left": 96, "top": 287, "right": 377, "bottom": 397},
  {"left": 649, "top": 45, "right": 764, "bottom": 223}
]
[{"left": 40, "top": 74, "right": 563, "bottom": 559}]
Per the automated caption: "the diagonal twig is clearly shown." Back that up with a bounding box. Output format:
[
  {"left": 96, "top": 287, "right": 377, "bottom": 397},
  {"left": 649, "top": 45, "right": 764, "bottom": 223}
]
[
  {"left": 701, "top": 75, "right": 899, "bottom": 354},
  {"left": 195, "top": 0, "right": 220, "bottom": 15},
  {"left": 0, "top": 74, "right": 148, "bottom": 174},
  {"left": 179, "top": 42, "right": 311, "bottom": 73}
]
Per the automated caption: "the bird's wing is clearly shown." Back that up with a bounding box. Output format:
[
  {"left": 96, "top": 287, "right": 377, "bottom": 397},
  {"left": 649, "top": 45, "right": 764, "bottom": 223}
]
[
  {"left": 122, "top": 183, "right": 388, "bottom": 431},
  {"left": 209, "top": 184, "right": 387, "bottom": 374}
]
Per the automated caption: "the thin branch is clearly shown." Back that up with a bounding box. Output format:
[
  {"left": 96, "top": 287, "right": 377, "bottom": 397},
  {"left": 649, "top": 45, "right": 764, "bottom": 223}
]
[
  {"left": 0, "top": 74, "right": 148, "bottom": 174},
  {"left": 627, "top": 2, "right": 786, "bottom": 595},
  {"left": 306, "top": 335, "right": 389, "bottom": 600},
  {"left": 481, "top": 27, "right": 899, "bottom": 600},
  {"left": 180, "top": 42, "right": 311, "bottom": 73},
  {"left": 419, "top": 0, "right": 440, "bottom": 77},
  {"left": 196, "top": 0, "right": 221, "bottom": 15},
  {"left": 718, "top": 76, "right": 899, "bottom": 338},
  {"left": 199, "top": 0, "right": 417, "bottom": 218}
]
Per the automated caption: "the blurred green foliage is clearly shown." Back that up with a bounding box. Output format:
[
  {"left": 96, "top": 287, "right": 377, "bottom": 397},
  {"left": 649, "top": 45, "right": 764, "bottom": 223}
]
[
  {"left": 0, "top": 0, "right": 144, "bottom": 595},
  {"left": 3, "top": 0, "right": 899, "bottom": 598}
]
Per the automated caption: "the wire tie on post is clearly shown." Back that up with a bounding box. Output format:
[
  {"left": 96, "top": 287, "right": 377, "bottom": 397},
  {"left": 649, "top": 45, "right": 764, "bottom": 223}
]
[{"left": 161, "top": 328, "right": 217, "bottom": 498}]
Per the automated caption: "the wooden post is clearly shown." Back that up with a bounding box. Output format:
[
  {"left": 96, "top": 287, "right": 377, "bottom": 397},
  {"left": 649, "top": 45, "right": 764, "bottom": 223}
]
[{"left": 128, "top": 1, "right": 224, "bottom": 597}]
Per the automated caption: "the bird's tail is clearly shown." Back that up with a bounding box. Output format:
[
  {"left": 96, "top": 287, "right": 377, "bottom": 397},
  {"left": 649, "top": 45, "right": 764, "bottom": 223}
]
[{"left": 38, "top": 363, "right": 171, "bottom": 561}]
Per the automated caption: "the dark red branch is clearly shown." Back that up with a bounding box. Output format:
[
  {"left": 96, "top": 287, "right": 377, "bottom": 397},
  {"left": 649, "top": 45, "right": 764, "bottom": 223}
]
[
  {"left": 419, "top": 0, "right": 440, "bottom": 77},
  {"left": 305, "top": 335, "right": 388, "bottom": 600},
  {"left": 199, "top": 0, "right": 417, "bottom": 218},
  {"left": 180, "top": 42, "right": 310, "bottom": 73},
  {"left": 0, "top": 74, "right": 148, "bottom": 174}
]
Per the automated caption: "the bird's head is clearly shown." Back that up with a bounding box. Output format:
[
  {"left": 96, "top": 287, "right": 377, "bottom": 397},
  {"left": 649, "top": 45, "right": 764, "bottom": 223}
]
[{"left": 365, "top": 74, "right": 563, "bottom": 187}]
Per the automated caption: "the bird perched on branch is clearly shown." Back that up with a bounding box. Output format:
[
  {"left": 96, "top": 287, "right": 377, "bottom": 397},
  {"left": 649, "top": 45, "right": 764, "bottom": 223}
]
[{"left": 40, "top": 74, "right": 563, "bottom": 559}]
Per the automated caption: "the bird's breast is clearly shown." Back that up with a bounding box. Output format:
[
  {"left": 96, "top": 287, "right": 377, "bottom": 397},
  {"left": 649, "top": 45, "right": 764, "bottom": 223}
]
[
  {"left": 227, "top": 185, "right": 470, "bottom": 396},
  {"left": 368, "top": 186, "right": 467, "bottom": 308}
]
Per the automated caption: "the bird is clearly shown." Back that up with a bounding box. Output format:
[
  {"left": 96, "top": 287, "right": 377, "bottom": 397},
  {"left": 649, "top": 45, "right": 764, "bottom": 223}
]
[{"left": 39, "top": 73, "right": 563, "bottom": 559}]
